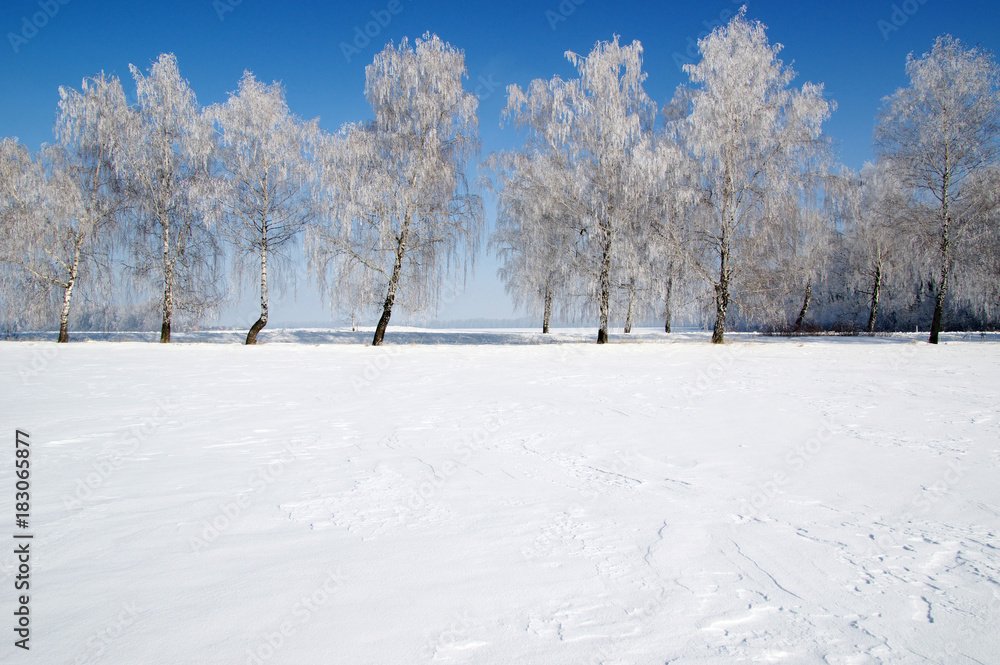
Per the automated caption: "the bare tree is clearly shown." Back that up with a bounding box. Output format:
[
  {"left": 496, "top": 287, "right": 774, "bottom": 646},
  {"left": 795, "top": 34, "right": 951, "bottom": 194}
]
[
  {"left": 309, "top": 33, "right": 483, "bottom": 346},
  {"left": 207, "top": 72, "right": 319, "bottom": 345},
  {"left": 876, "top": 35, "right": 1000, "bottom": 343},
  {"left": 674, "top": 9, "right": 833, "bottom": 343}
]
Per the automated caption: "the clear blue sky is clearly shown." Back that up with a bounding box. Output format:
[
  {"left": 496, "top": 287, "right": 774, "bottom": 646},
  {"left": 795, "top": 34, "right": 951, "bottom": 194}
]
[{"left": 3, "top": 0, "right": 998, "bottom": 326}]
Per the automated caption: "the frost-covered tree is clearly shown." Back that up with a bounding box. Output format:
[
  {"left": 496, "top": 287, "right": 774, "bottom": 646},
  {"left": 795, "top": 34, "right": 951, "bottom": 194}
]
[
  {"left": 617, "top": 252, "right": 643, "bottom": 334},
  {"left": 763, "top": 191, "right": 836, "bottom": 332},
  {"left": 674, "top": 9, "right": 833, "bottom": 343},
  {"left": 488, "top": 149, "right": 579, "bottom": 333},
  {"left": 647, "top": 112, "right": 701, "bottom": 334},
  {"left": 980, "top": 172, "right": 1000, "bottom": 316},
  {"left": 117, "top": 53, "right": 221, "bottom": 343},
  {"left": 309, "top": 34, "right": 483, "bottom": 346},
  {"left": 48, "top": 74, "right": 131, "bottom": 340},
  {"left": 0, "top": 74, "right": 128, "bottom": 341},
  {"left": 504, "top": 36, "right": 674, "bottom": 343},
  {"left": 17, "top": 147, "right": 114, "bottom": 341},
  {"left": 876, "top": 35, "right": 1000, "bottom": 343},
  {"left": 615, "top": 193, "right": 681, "bottom": 335},
  {"left": 0, "top": 139, "right": 40, "bottom": 331},
  {"left": 835, "top": 162, "right": 914, "bottom": 334},
  {"left": 655, "top": 257, "right": 688, "bottom": 333},
  {"left": 331, "top": 253, "right": 382, "bottom": 331},
  {"left": 207, "top": 72, "right": 319, "bottom": 345}
]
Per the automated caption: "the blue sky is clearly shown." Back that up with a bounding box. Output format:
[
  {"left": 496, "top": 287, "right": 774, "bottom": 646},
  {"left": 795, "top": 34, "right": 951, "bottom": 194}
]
[{"left": 3, "top": 0, "right": 999, "bottom": 326}]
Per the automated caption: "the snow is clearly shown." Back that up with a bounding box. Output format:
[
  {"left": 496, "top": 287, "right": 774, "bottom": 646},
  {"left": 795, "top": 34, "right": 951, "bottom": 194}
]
[{"left": 2, "top": 329, "right": 999, "bottom": 664}]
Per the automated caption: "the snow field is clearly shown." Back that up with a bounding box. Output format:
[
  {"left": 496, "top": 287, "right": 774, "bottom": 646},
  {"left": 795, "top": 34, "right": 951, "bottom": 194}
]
[{"left": 1, "top": 332, "right": 998, "bottom": 663}]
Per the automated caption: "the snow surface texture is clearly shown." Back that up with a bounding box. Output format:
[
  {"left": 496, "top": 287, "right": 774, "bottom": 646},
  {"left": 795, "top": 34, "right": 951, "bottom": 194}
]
[{"left": 2, "top": 329, "right": 999, "bottom": 664}]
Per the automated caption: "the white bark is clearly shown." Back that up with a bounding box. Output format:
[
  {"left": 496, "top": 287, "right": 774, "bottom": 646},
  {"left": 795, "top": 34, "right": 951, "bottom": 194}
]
[
  {"left": 308, "top": 33, "right": 483, "bottom": 345},
  {"left": 674, "top": 9, "right": 833, "bottom": 342},
  {"left": 206, "top": 72, "right": 319, "bottom": 344},
  {"left": 117, "top": 53, "right": 221, "bottom": 342},
  {"left": 876, "top": 35, "right": 1000, "bottom": 343}
]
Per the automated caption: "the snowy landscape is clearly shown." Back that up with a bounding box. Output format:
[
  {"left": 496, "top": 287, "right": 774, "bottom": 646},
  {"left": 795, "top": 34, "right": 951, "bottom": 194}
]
[
  {"left": 2, "top": 330, "right": 999, "bottom": 663},
  {"left": 3, "top": 1, "right": 1000, "bottom": 663}
]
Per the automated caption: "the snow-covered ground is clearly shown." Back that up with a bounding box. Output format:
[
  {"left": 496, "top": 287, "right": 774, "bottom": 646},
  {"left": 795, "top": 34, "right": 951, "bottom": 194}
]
[{"left": 2, "top": 329, "right": 999, "bottom": 664}]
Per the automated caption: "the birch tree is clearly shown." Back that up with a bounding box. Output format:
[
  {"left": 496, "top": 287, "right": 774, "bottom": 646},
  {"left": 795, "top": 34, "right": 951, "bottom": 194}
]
[
  {"left": 1, "top": 147, "right": 99, "bottom": 341},
  {"left": 208, "top": 72, "right": 319, "bottom": 345},
  {"left": 118, "top": 53, "right": 221, "bottom": 343},
  {"left": 836, "top": 162, "right": 913, "bottom": 333},
  {"left": 768, "top": 191, "right": 835, "bottom": 332},
  {"left": 649, "top": 211, "right": 701, "bottom": 334},
  {"left": 309, "top": 33, "right": 483, "bottom": 346},
  {"left": 648, "top": 112, "right": 700, "bottom": 335},
  {"left": 875, "top": 35, "right": 1000, "bottom": 343},
  {"left": 488, "top": 150, "right": 578, "bottom": 333},
  {"left": 675, "top": 9, "right": 833, "bottom": 343},
  {"left": 0, "top": 138, "right": 40, "bottom": 331},
  {"left": 49, "top": 73, "right": 130, "bottom": 340},
  {"left": 504, "top": 36, "right": 673, "bottom": 343},
  {"left": 0, "top": 74, "right": 128, "bottom": 340},
  {"left": 616, "top": 207, "right": 669, "bottom": 334}
]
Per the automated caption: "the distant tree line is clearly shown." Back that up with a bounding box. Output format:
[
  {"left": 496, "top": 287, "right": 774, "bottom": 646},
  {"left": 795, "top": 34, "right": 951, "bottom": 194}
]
[{"left": 2, "top": 13, "right": 998, "bottom": 345}]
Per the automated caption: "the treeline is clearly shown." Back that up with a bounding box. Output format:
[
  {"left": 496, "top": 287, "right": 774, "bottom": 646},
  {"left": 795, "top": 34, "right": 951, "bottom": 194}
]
[
  {"left": 1, "top": 13, "right": 998, "bottom": 346},
  {"left": 490, "top": 15, "right": 1000, "bottom": 344},
  {"left": 0, "top": 34, "right": 480, "bottom": 346}
]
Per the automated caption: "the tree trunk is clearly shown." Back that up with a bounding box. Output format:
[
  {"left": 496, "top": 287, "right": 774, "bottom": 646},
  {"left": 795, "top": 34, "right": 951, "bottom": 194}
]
[
  {"left": 58, "top": 279, "right": 74, "bottom": 344},
  {"left": 372, "top": 219, "right": 410, "bottom": 347},
  {"left": 246, "top": 238, "right": 269, "bottom": 345},
  {"left": 664, "top": 273, "right": 673, "bottom": 334},
  {"left": 929, "top": 262, "right": 948, "bottom": 344},
  {"left": 624, "top": 277, "right": 636, "bottom": 334},
  {"left": 160, "top": 224, "right": 172, "bottom": 344},
  {"left": 58, "top": 241, "right": 82, "bottom": 344},
  {"left": 597, "top": 226, "right": 612, "bottom": 344},
  {"left": 929, "top": 216, "right": 950, "bottom": 345},
  {"left": 866, "top": 264, "right": 881, "bottom": 335},
  {"left": 929, "top": 166, "right": 952, "bottom": 345},
  {"left": 793, "top": 278, "right": 812, "bottom": 332},
  {"left": 711, "top": 238, "right": 729, "bottom": 345},
  {"left": 542, "top": 283, "right": 552, "bottom": 334}
]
